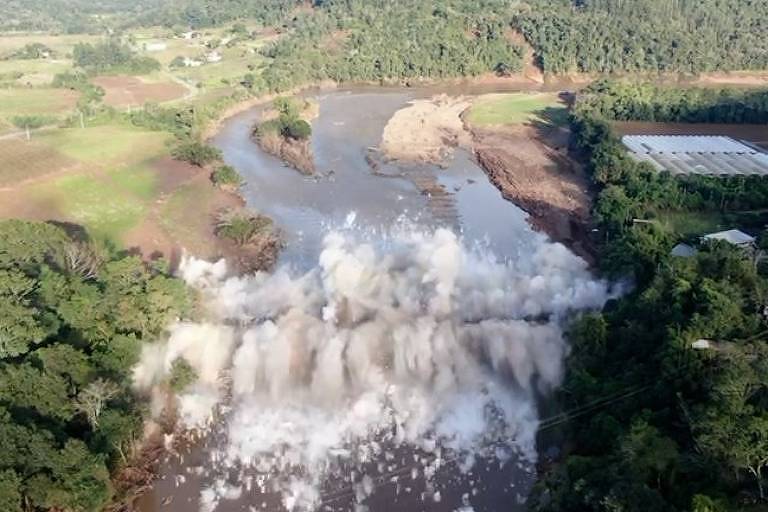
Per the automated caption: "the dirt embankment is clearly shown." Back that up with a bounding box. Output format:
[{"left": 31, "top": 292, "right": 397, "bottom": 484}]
[
  {"left": 379, "top": 93, "right": 595, "bottom": 261},
  {"left": 468, "top": 122, "right": 595, "bottom": 262}
]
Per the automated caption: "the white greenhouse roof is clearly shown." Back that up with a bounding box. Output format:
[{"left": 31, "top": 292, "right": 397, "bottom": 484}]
[
  {"left": 702, "top": 229, "right": 755, "bottom": 245},
  {"left": 622, "top": 135, "right": 768, "bottom": 176}
]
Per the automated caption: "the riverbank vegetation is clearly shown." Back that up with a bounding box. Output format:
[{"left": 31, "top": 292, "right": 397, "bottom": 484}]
[
  {"left": 0, "top": 219, "right": 191, "bottom": 512},
  {"left": 253, "top": 96, "right": 315, "bottom": 174},
  {"left": 532, "top": 80, "right": 768, "bottom": 511}
]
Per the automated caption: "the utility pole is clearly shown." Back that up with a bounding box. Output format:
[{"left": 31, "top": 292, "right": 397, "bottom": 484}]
[{"left": 25, "top": 124, "right": 30, "bottom": 141}]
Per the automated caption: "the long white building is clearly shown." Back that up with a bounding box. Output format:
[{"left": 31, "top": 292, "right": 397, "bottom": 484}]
[{"left": 622, "top": 135, "right": 768, "bottom": 176}]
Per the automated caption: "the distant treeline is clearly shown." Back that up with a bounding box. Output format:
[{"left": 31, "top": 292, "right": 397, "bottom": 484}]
[
  {"left": 260, "top": 0, "right": 523, "bottom": 90},
  {"left": 5, "top": 1, "right": 768, "bottom": 83},
  {"left": 576, "top": 80, "right": 768, "bottom": 124},
  {"left": 530, "top": 81, "right": 768, "bottom": 511},
  {"left": 517, "top": 0, "right": 768, "bottom": 74}
]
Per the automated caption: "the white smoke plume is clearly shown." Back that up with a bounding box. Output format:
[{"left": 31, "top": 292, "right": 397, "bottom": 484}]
[{"left": 135, "top": 227, "right": 609, "bottom": 511}]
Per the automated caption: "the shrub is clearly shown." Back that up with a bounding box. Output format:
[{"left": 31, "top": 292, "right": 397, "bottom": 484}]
[
  {"left": 11, "top": 115, "right": 55, "bottom": 130},
  {"left": 283, "top": 118, "right": 311, "bottom": 140},
  {"left": 215, "top": 208, "right": 272, "bottom": 246},
  {"left": 168, "top": 358, "right": 197, "bottom": 393},
  {"left": 211, "top": 165, "right": 243, "bottom": 188},
  {"left": 171, "top": 140, "right": 222, "bottom": 167}
]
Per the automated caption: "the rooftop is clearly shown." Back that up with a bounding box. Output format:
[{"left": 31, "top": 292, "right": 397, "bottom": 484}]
[
  {"left": 622, "top": 135, "right": 768, "bottom": 176},
  {"left": 702, "top": 229, "right": 756, "bottom": 246}
]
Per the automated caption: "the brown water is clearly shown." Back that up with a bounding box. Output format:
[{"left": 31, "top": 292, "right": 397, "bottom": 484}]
[{"left": 134, "top": 88, "right": 571, "bottom": 512}]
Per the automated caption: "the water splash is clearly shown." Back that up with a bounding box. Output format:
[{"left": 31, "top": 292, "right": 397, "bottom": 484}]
[{"left": 135, "top": 227, "right": 609, "bottom": 511}]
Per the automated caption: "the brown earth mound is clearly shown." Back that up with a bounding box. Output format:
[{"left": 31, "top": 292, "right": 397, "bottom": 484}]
[{"left": 380, "top": 95, "right": 472, "bottom": 165}]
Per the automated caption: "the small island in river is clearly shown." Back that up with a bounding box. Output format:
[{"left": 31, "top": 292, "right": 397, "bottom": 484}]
[{"left": 252, "top": 97, "right": 317, "bottom": 175}]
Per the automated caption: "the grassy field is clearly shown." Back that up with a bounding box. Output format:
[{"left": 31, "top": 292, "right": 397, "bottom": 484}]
[
  {"left": 0, "top": 26, "right": 263, "bottom": 255},
  {"left": 0, "top": 137, "right": 76, "bottom": 186},
  {"left": 35, "top": 124, "right": 171, "bottom": 165},
  {"left": 0, "top": 58, "right": 71, "bottom": 85},
  {"left": 0, "top": 123, "right": 174, "bottom": 242},
  {"left": 0, "top": 88, "right": 79, "bottom": 119},
  {"left": 30, "top": 172, "right": 147, "bottom": 241},
  {"left": 467, "top": 93, "right": 567, "bottom": 126},
  {"left": 0, "top": 33, "right": 101, "bottom": 56}
]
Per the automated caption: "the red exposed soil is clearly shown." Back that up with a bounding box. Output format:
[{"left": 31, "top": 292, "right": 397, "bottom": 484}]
[{"left": 93, "top": 76, "right": 186, "bottom": 108}]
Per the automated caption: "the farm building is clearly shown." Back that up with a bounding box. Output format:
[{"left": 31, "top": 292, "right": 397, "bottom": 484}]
[
  {"left": 622, "top": 135, "right": 768, "bottom": 176},
  {"left": 701, "top": 229, "right": 756, "bottom": 247}
]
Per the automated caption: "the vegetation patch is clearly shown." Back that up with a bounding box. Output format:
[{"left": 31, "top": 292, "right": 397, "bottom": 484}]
[
  {"left": 467, "top": 93, "right": 566, "bottom": 126},
  {"left": 0, "top": 88, "right": 79, "bottom": 122},
  {"left": 73, "top": 40, "right": 160, "bottom": 75},
  {"left": 0, "top": 139, "right": 76, "bottom": 186},
  {"left": 254, "top": 97, "right": 315, "bottom": 174},
  {"left": 0, "top": 219, "right": 191, "bottom": 512},
  {"left": 32, "top": 173, "right": 146, "bottom": 242},
  {"left": 211, "top": 164, "right": 243, "bottom": 190},
  {"left": 215, "top": 208, "right": 273, "bottom": 246}
]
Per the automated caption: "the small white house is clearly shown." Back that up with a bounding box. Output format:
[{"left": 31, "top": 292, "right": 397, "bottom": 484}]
[
  {"left": 181, "top": 31, "right": 201, "bottom": 40},
  {"left": 702, "top": 229, "right": 756, "bottom": 248},
  {"left": 206, "top": 51, "right": 223, "bottom": 63},
  {"left": 183, "top": 57, "right": 203, "bottom": 67},
  {"left": 144, "top": 41, "right": 168, "bottom": 52}
]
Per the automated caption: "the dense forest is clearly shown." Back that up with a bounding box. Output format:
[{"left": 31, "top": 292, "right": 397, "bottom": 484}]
[
  {"left": 72, "top": 40, "right": 160, "bottom": 75},
  {"left": 0, "top": 221, "right": 191, "bottom": 511},
  {"left": 517, "top": 0, "right": 768, "bottom": 73},
  {"left": 7, "top": 0, "right": 768, "bottom": 80},
  {"left": 531, "top": 82, "right": 768, "bottom": 511},
  {"left": 259, "top": 0, "right": 523, "bottom": 90}
]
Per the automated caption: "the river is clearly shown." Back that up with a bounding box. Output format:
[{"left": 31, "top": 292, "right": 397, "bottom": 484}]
[{"left": 134, "top": 87, "right": 605, "bottom": 512}]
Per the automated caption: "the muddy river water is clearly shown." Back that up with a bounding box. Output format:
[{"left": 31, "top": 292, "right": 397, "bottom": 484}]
[{"left": 135, "top": 87, "right": 599, "bottom": 512}]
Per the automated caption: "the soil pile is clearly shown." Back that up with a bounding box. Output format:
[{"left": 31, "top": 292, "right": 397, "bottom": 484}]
[{"left": 380, "top": 94, "right": 472, "bottom": 165}]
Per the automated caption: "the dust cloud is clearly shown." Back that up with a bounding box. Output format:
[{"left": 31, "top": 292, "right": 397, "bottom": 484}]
[{"left": 134, "top": 226, "right": 609, "bottom": 511}]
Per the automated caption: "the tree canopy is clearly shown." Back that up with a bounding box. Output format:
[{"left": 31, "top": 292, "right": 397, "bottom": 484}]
[
  {"left": 0, "top": 220, "right": 191, "bottom": 511},
  {"left": 532, "top": 81, "right": 768, "bottom": 511}
]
